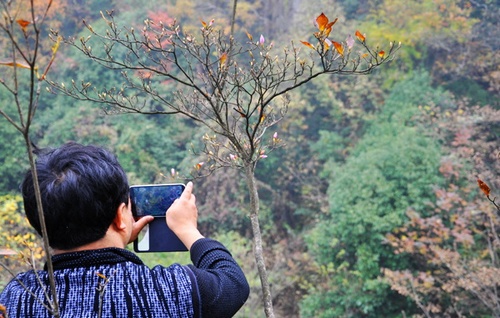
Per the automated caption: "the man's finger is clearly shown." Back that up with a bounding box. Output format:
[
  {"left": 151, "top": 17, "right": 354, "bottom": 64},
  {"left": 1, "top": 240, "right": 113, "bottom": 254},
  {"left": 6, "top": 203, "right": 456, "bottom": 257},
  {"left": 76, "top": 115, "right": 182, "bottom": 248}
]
[
  {"left": 130, "top": 215, "right": 154, "bottom": 243},
  {"left": 180, "top": 181, "right": 193, "bottom": 199},
  {"left": 135, "top": 215, "right": 154, "bottom": 228}
]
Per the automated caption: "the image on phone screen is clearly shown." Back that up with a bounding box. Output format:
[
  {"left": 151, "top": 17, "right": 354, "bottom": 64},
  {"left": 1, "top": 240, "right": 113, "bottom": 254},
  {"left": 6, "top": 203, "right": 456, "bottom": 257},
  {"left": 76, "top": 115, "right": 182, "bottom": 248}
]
[{"left": 130, "top": 184, "right": 185, "bottom": 218}]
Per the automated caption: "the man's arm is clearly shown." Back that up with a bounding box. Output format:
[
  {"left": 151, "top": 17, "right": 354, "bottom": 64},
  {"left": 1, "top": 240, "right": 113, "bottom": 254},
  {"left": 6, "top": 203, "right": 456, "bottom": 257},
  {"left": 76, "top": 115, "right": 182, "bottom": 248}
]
[
  {"left": 187, "top": 238, "right": 250, "bottom": 318},
  {"left": 166, "top": 182, "right": 249, "bottom": 317}
]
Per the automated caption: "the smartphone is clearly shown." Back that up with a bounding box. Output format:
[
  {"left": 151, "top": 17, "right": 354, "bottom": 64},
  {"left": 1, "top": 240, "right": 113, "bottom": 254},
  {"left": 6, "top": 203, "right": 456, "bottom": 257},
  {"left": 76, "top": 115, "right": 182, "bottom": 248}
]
[{"left": 129, "top": 184, "right": 187, "bottom": 252}]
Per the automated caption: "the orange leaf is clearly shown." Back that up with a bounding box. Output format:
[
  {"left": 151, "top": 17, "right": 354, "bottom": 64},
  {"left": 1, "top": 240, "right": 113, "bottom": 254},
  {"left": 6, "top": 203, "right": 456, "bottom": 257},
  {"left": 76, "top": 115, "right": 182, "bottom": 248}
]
[
  {"left": 378, "top": 50, "right": 385, "bottom": 58},
  {"left": 96, "top": 273, "right": 107, "bottom": 280},
  {"left": 333, "top": 41, "right": 344, "bottom": 56},
  {"left": 0, "top": 304, "right": 8, "bottom": 316},
  {"left": 360, "top": 53, "right": 369, "bottom": 59},
  {"left": 324, "top": 18, "right": 338, "bottom": 38},
  {"left": 0, "top": 61, "right": 31, "bottom": 69},
  {"left": 326, "top": 18, "right": 338, "bottom": 30},
  {"left": 17, "top": 19, "right": 31, "bottom": 31},
  {"left": 200, "top": 19, "right": 207, "bottom": 28},
  {"left": 315, "top": 14, "right": 338, "bottom": 38},
  {"left": 355, "top": 30, "right": 366, "bottom": 42},
  {"left": 245, "top": 30, "right": 253, "bottom": 41},
  {"left": 300, "top": 41, "right": 316, "bottom": 50},
  {"left": 316, "top": 13, "right": 329, "bottom": 31},
  {"left": 219, "top": 52, "right": 227, "bottom": 66},
  {"left": 477, "top": 179, "right": 491, "bottom": 196}
]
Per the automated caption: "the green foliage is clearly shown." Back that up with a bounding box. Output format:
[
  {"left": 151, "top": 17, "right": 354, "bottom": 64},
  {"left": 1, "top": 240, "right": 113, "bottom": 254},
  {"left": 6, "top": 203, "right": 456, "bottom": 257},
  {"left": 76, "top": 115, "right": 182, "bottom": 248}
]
[
  {"left": 0, "top": 87, "right": 30, "bottom": 194},
  {"left": 341, "top": 0, "right": 372, "bottom": 20},
  {"left": 35, "top": 99, "right": 190, "bottom": 185},
  {"left": 361, "top": 0, "right": 477, "bottom": 62},
  {"left": 300, "top": 289, "right": 340, "bottom": 318},
  {"left": 312, "top": 130, "right": 344, "bottom": 163},
  {"left": 0, "top": 120, "right": 27, "bottom": 194},
  {"left": 115, "top": 115, "right": 191, "bottom": 184},
  {"left": 383, "top": 95, "right": 500, "bottom": 316},
  {"left": 444, "top": 78, "right": 494, "bottom": 107},
  {"left": 302, "top": 72, "right": 447, "bottom": 317}
]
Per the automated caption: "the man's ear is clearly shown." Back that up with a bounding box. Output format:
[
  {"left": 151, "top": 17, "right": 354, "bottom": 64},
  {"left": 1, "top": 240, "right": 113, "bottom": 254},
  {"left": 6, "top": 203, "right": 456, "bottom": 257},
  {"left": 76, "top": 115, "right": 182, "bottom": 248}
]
[{"left": 113, "top": 202, "right": 129, "bottom": 231}]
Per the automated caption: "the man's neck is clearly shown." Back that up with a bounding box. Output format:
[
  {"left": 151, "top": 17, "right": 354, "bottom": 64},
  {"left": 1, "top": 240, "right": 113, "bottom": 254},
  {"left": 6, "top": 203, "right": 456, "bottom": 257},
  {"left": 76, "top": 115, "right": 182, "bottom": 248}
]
[{"left": 52, "top": 232, "right": 125, "bottom": 255}]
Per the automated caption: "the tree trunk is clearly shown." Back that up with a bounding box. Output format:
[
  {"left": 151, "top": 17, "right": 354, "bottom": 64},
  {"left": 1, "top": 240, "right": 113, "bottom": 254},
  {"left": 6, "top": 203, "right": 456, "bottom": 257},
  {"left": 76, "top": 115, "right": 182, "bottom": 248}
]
[
  {"left": 24, "top": 137, "right": 60, "bottom": 318},
  {"left": 244, "top": 164, "right": 275, "bottom": 318}
]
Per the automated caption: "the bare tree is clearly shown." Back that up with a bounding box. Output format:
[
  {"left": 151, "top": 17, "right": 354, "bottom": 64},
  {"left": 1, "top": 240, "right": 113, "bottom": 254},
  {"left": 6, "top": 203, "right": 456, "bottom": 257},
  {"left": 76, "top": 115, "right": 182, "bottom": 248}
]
[
  {"left": 50, "top": 10, "right": 398, "bottom": 317},
  {"left": 0, "top": 0, "right": 61, "bottom": 317}
]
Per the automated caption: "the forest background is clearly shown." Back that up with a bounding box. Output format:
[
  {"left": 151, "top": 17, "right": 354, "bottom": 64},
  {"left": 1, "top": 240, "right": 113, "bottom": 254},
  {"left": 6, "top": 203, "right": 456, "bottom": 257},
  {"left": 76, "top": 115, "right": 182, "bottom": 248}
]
[{"left": 0, "top": 0, "right": 499, "bottom": 317}]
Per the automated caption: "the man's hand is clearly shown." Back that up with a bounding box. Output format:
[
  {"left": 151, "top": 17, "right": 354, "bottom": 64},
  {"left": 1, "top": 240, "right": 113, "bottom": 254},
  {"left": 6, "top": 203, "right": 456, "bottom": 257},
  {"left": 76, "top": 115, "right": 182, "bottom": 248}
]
[
  {"left": 129, "top": 215, "right": 154, "bottom": 244},
  {"left": 166, "top": 181, "right": 204, "bottom": 250}
]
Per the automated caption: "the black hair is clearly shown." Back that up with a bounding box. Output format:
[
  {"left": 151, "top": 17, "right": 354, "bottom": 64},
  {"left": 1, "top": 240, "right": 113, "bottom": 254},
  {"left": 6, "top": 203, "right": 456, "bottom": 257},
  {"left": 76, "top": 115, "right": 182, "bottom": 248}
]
[{"left": 21, "top": 142, "right": 129, "bottom": 250}]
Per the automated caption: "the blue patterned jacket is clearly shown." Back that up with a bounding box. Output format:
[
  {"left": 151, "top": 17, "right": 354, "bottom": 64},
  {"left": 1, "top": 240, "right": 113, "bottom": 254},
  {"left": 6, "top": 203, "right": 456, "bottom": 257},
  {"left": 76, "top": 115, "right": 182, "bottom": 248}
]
[{"left": 0, "top": 238, "right": 249, "bottom": 318}]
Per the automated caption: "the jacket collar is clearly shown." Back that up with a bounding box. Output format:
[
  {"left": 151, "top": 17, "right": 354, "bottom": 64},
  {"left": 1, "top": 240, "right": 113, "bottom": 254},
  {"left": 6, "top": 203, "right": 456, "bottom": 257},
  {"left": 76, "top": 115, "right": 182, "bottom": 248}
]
[{"left": 45, "top": 247, "right": 144, "bottom": 270}]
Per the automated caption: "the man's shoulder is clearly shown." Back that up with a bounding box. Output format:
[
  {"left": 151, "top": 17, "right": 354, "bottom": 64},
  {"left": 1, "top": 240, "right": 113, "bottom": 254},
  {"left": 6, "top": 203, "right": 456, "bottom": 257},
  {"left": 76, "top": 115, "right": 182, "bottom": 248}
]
[
  {"left": 2, "top": 269, "right": 39, "bottom": 284},
  {"left": 149, "top": 263, "right": 190, "bottom": 279},
  {"left": 0, "top": 270, "right": 39, "bottom": 296}
]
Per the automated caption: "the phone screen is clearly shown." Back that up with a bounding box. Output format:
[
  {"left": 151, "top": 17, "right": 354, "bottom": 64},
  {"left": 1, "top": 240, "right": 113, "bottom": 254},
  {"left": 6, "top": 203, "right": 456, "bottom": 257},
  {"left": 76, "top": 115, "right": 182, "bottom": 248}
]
[{"left": 130, "top": 184, "right": 185, "bottom": 218}]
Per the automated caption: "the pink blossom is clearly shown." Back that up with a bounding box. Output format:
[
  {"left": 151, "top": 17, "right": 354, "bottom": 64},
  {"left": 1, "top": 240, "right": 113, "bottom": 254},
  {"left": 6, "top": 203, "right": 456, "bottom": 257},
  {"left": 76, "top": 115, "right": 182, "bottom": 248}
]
[
  {"left": 259, "top": 34, "right": 265, "bottom": 45},
  {"left": 346, "top": 34, "right": 354, "bottom": 50}
]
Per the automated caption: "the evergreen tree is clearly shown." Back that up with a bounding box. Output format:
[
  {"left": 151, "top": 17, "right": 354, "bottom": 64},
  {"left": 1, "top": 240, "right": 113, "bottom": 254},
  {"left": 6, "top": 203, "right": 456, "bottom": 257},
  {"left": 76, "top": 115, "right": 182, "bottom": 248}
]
[{"left": 302, "top": 72, "right": 446, "bottom": 317}]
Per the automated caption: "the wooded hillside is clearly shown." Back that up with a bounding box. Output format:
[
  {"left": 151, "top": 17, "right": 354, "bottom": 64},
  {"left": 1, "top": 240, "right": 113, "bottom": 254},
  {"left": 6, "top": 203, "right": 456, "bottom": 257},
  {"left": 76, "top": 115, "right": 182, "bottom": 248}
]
[{"left": 1, "top": 0, "right": 498, "bottom": 317}]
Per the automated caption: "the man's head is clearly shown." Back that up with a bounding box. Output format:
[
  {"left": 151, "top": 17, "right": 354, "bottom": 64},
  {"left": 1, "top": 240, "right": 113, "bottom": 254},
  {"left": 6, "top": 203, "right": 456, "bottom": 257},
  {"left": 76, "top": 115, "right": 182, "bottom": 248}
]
[{"left": 21, "top": 142, "right": 130, "bottom": 250}]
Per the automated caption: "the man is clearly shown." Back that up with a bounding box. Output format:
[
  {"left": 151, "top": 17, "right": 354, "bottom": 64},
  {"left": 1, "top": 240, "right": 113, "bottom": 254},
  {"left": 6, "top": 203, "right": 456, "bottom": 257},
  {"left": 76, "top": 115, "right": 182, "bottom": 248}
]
[{"left": 0, "top": 142, "right": 249, "bottom": 317}]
